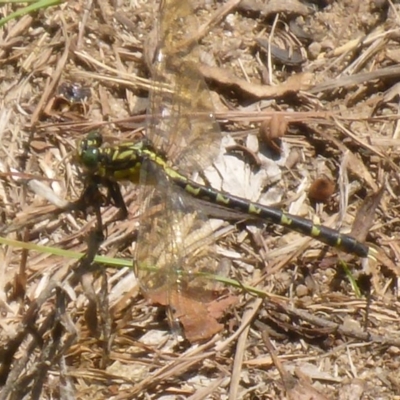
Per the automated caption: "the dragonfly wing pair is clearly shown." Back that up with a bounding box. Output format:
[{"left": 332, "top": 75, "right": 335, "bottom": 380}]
[{"left": 146, "top": 0, "right": 221, "bottom": 174}]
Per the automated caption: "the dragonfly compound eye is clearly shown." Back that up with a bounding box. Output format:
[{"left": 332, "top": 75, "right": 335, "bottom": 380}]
[{"left": 80, "top": 147, "right": 101, "bottom": 169}]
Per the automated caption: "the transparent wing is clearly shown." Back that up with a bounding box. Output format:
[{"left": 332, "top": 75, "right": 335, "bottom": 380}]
[
  {"left": 134, "top": 162, "right": 225, "bottom": 340},
  {"left": 147, "top": 0, "right": 221, "bottom": 173}
]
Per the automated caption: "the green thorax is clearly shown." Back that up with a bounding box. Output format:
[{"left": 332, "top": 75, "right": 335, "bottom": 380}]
[{"left": 77, "top": 132, "right": 179, "bottom": 184}]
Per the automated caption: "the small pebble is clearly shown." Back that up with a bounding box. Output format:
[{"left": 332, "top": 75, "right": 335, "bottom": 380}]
[
  {"left": 308, "top": 42, "right": 322, "bottom": 59},
  {"left": 296, "top": 284, "right": 309, "bottom": 297}
]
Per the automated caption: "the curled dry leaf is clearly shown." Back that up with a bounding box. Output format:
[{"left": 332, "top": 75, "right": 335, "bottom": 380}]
[
  {"left": 259, "top": 114, "right": 288, "bottom": 154},
  {"left": 200, "top": 64, "right": 313, "bottom": 99},
  {"left": 225, "top": 143, "right": 262, "bottom": 168}
]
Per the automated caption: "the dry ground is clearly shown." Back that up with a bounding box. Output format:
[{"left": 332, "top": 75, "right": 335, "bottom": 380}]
[{"left": 1, "top": 0, "right": 400, "bottom": 399}]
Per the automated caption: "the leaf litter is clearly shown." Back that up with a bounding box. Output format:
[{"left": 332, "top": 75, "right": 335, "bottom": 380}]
[{"left": 1, "top": 0, "right": 400, "bottom": 399}]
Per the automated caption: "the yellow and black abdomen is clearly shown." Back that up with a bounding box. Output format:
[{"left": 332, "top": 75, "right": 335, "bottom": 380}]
[{"left": 170, "top": 173, "right": 370, "bottom": 258}]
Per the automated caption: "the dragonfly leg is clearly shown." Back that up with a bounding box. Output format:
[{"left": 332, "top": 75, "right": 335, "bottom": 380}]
[{"left": 73, "top": 176, "right": 126, "bottom": 238}]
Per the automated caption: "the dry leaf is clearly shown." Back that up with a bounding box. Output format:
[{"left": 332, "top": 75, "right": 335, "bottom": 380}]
[
  {"left": 200, "top": 64, "right": 313, "bottom": 99},
  {"left": 146, "top": 287, "right": 235, "bottom": 343}
]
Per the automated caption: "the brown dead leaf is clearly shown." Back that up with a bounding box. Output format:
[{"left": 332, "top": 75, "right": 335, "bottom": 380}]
[
  {"left": 207, "top": 294, "right": 238, "bottom": 319},
  {"left": 200, "top": 64, "right": 313, "bottom": 99},
  {"left": 146, "top": 288, "right": 235, "bottom": 343}
]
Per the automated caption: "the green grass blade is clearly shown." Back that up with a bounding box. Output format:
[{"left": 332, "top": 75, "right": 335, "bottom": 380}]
[{"left": 0, "top": 0, "right": 63, "bottom": 28}]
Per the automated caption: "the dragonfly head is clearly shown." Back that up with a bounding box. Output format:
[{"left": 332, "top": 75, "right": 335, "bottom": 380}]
[{"left": 77, "top": 131, "right": 104, "bottom": 171}]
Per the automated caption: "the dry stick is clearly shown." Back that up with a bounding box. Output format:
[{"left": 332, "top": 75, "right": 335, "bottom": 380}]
[
  {"left": 334, "top": 118, "right": 386, "bottom": 163},
  {"left": 30, "top": 15, "right": 69, "bottom": 127},
  {"left": 188, "top": 377, "right": 227, "bottom": 400},
  {"left": 262, "top": 331, "right": 330, "bottom": 400},
  {"left": 262, "top": 295, "right": 400, "bottom": 347},
  {"left": 30, "top": 291, "right": 69, "bottom": 400},
  {"left": 310, "top": 65, "right": 400, "bottom": 94},
  {"left": 40, "top": 107, "right": 332, "bottom": 129},
  {"left": 125, "top": 337, "right": 219, "bottom": 398},
  {"left": 77, "top": 0, "right": 93, "bottom": 49},
  {"left": 317, "top": 120, "right": 378, "bottom": 192},
  {"left": 267, "top": 13, "right": 280, "bottom": 86},
  {"left": 287, "top": 305, "right": 400, "bottom": 347},
  {"left": 72, "top": 54, "right": 153, "bottom": 90},
  {"left": 0, "top": 307, "right": 57, "bottom": 400},
  {"left": 321, "top": 26, "right": 389, "bottom": 76},
  {"left": 0, "top": 279, "right": 73, "bottom": 398},
  {"left": 0, "top": 15, "right": 33, "bottom": 60},
  {"left": 261, "top": 331, "right": 297, "bottom": 394},
  {"left": 216, "top": 296, "right": 262, "bottom": 353},
  {"left": 0, "top": 230, "right": 102, "bottom": 398},
  {"left": 342, "top": 36, "right": 387, "bottom": 77},
  {"left": 228, "top": 298, "right": 263, "bottom": 400},
  {"left": 338, "top": 151, "right": 351, "bottom": 227}
]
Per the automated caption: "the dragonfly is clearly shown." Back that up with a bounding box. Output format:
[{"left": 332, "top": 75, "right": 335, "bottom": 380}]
[{"left": 76, "top": 0, "right": 374, "bottom": 340}]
